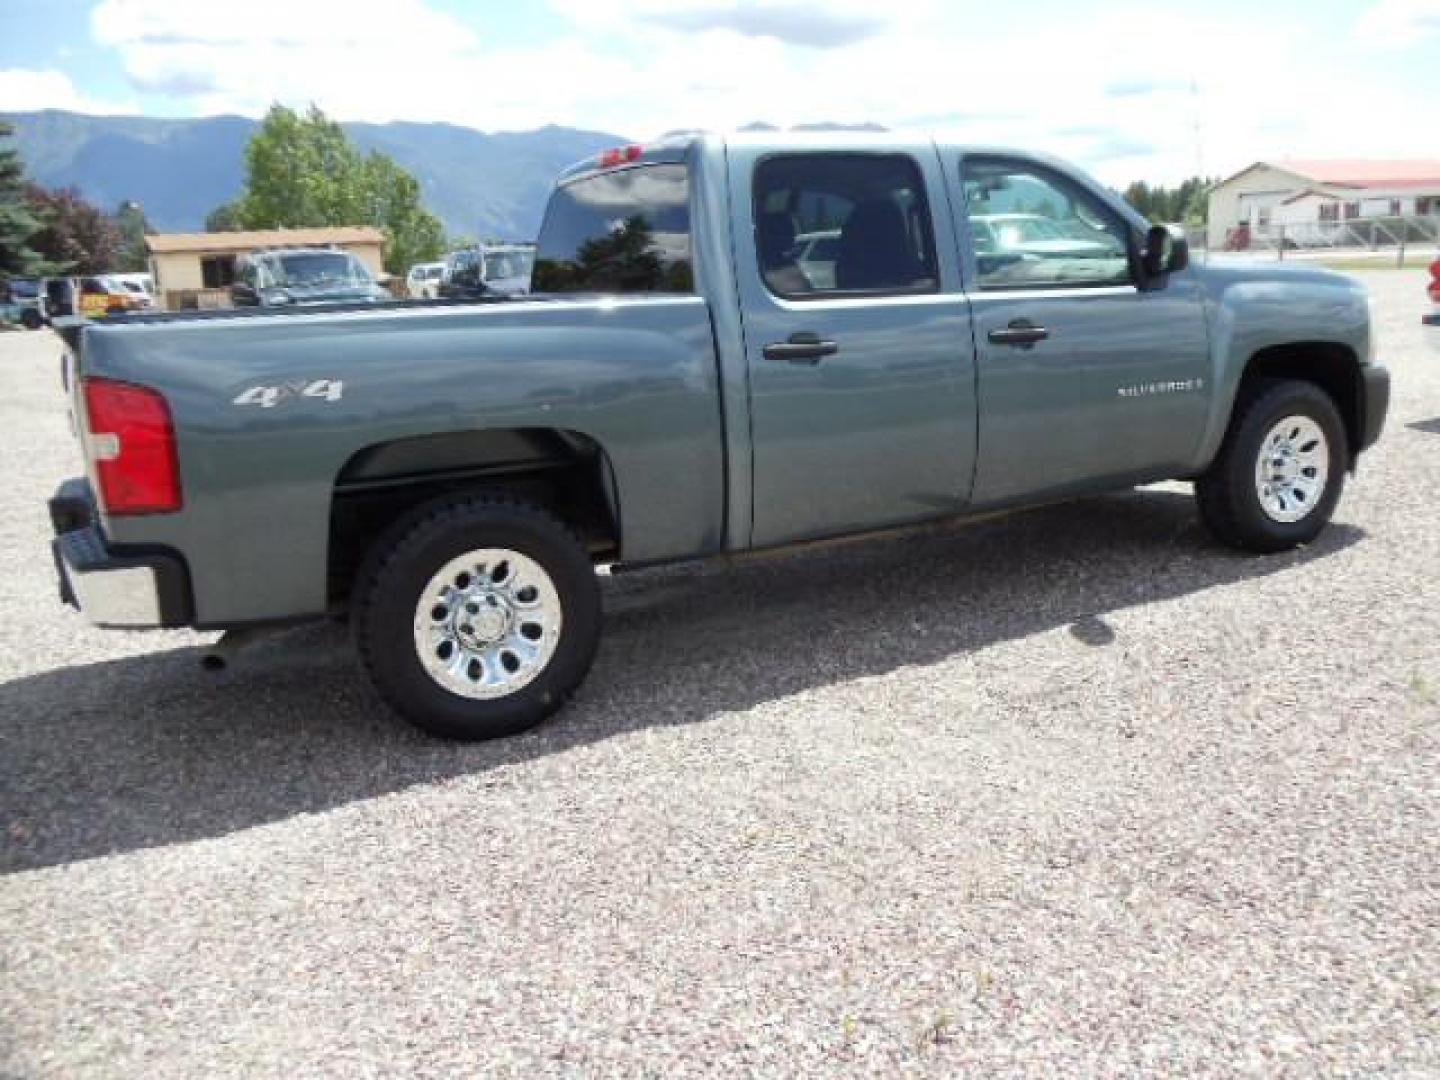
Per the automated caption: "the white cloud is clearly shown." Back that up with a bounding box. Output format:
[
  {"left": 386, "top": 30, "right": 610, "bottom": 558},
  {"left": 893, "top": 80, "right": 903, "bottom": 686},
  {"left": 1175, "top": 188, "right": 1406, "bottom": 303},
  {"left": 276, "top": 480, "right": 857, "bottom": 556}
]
[
  {"left": 0, "top": 69, "right": 135, "bottom": 114},
  {"left": 91, "top": 0, "right": 483, "bottom": 119},
  {"left": 549, "top": 0, "right": 911, "bottom": 48},
  {"left": 68, "top": 0, "right": 1440, "bottom": 186},
  {"left": 1355, "top": 0, "right": 1440, "bottom": 44}
]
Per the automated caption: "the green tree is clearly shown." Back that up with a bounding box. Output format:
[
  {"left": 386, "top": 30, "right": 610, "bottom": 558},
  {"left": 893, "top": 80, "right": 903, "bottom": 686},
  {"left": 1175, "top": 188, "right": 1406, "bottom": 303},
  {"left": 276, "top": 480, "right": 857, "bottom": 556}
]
[
  {"left": 357, "top": 151, "right": 445, "bottom": 274},
  {"left": 533, "top": 215, "right": 666, "bottom": 292},
  {"left": 114, "top": 200, "right": 150, "bottom": 271},
  {"left": 238, "top": 104, "right": 361, "bottom": 228},
  {"left": 26, "top": 185, "right": 122, "bottom": 274},
  {"left": 0, "top": 121, "right": 52, "bottom": 278},
  {"left": 1122, "top": 176, "right": 1215, "bottom": 226},
  {"left": 205, "top": 200, "right": 244, "bottom": 232},
  {"left": 232, "top": 104, "right": 444, "bottom": 274}
]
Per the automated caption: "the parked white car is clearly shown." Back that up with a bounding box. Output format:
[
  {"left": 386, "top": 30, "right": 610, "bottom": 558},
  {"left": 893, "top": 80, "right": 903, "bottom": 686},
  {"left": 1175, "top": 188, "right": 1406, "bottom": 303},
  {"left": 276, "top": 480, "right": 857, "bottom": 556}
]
[{"left": 406, "top": 262, "right": 446, "bottom": 299}]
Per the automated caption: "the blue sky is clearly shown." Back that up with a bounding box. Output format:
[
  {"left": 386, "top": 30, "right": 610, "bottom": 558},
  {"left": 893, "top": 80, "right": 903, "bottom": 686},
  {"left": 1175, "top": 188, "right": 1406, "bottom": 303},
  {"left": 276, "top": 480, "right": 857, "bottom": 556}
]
[{"left": 3, "top": 0, "right": 1438, "bottom": 184}]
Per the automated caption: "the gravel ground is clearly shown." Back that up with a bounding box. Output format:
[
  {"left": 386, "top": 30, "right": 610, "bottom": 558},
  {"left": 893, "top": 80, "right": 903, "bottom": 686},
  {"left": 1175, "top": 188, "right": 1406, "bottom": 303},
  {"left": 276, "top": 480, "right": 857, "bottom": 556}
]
[{"left": 1, "top": 271, "right": 1437, "bottom": 1077}]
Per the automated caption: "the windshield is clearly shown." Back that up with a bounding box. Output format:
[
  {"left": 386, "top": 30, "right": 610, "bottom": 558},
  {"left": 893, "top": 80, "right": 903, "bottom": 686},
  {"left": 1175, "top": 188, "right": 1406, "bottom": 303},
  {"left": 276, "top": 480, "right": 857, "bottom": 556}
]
[
  {"left": 270, "top": 252, "right": 371, "bottom": 287},
  {"left": 8, "top": 279, "right": 40, "bottom": 299},
  {"left": 483, "top": 251, "right": 534, "bottom": 280},
  {"left": 995, "top": 218, "right": 1066, "bottom": 244}
]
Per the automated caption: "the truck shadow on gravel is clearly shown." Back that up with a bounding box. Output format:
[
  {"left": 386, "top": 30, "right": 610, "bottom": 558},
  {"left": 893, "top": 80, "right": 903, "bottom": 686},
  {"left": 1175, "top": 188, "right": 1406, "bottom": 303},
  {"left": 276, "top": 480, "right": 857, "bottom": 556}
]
[{"left": 1, "top": 488, "right": 1363, "bottom": 873}]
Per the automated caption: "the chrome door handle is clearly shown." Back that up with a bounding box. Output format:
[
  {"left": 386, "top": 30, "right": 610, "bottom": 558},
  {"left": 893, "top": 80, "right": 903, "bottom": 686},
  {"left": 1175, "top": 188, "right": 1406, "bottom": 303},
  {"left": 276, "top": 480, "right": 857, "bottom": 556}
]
[
  {"left": 763, "top": 331, "right": 838, "bottom": 364},
  {"left": 988, "top": 319, "right": 1049, "bottom": 347}
]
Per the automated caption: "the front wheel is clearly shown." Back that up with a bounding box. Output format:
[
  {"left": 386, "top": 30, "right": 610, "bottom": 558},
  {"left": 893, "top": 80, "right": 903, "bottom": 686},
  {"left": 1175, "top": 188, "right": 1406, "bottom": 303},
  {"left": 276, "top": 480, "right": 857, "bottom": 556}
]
[
  {"left": 1195, "top": 378, "right": 1347, "bottom": 553},
  {"left": 355, "top": 495, "right": 601, "bottom": 740},
  {"left": 20, "top": 308, "right": 43, "bottom": 330}
]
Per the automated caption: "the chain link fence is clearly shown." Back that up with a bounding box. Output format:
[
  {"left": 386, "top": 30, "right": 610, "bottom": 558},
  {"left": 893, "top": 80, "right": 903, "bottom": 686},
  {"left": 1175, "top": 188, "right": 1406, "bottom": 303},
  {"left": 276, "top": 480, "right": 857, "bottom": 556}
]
[{"left": 1191, "top": 214, "right": 1440, "bottom": 264}]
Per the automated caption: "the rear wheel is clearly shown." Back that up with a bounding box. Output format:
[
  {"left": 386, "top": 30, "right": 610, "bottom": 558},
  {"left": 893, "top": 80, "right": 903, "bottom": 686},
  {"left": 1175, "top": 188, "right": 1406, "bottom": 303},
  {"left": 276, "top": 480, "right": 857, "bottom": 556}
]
[
  {"left": 1195, "top": 378, "right": 1346, "bottom": 552},
  {"left": 355, "top": 495, "right": 601, "bottom": 740},
  {"left": 20, "top": 308, "right": 43, "bottom": 330}
]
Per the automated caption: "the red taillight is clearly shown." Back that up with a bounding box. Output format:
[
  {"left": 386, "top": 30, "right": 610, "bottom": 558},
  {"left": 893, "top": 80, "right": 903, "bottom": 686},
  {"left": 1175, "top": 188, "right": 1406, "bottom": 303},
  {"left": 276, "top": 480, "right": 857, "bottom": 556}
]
[
  {"left": 598, "top": 144, "right": 643, "bottom": 168},
  {"left": 82, "top": 377, "right": 181, "bottom": 515},
  {"left": 1430, "top": 260, "right": 1440, "bottom": 302}
]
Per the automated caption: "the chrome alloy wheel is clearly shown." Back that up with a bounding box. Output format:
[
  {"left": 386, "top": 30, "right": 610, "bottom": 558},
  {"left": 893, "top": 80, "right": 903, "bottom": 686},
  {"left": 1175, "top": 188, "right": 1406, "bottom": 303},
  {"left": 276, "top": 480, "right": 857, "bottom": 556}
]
[
  {"left": 1254, "top": 415, "right": 1330, "bottom": 524},
  {"left": 412, "top": 548, "right": 563, "bottom": 699}
]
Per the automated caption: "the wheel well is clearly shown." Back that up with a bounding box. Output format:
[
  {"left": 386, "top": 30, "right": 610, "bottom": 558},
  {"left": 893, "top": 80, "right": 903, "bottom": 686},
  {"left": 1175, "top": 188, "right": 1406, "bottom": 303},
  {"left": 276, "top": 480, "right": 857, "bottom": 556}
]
[
  {"left": 1241, "top": 343, "right": 1362, "bottom": 464},
  {"left": 326, "top": 428, "right": 619, "bottom": 608}
]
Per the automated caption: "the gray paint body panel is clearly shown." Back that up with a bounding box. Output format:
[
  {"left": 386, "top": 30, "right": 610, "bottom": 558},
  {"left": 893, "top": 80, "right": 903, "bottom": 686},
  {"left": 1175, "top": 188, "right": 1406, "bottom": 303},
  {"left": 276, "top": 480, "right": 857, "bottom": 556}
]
[
  {"left": 87, "top": 298, "right": 724, "bottom": 623},
  {"left": 1186, "top": 260, "right": 1373, "bottom": 467},
  {"left": 727, "top": 137, "right": 977, "bottom": 546},
  {"left": 71, "top": 134, "right": 1382, "bottom": 628},
  {"left": 958, "top": 277, "right": 1212, "bottom": 504}
]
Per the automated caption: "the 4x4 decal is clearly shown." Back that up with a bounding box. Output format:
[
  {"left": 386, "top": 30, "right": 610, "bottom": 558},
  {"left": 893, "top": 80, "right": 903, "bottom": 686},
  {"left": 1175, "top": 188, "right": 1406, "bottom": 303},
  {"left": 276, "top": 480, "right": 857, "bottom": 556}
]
[{"left": 233, "top": 379, "right": 344, "bottom": 409}]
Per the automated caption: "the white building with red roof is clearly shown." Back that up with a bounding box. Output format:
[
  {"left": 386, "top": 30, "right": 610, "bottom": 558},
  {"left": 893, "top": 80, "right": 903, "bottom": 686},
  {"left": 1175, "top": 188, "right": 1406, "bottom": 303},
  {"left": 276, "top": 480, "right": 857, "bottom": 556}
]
[{"left": 1207, "top": 160, "right": 1440, "bottom": 248}]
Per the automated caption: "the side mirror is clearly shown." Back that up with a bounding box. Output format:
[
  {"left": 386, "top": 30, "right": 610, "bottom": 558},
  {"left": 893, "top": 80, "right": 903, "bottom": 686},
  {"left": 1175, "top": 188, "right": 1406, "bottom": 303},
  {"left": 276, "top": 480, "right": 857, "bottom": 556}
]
[{"left": 1139, "top": 224, "right": 1189, "bottom": 287}]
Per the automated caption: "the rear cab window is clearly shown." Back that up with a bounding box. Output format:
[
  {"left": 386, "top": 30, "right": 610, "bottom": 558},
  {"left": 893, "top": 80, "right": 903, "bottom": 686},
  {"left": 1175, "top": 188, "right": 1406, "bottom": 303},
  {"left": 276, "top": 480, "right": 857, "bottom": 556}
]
[{"left": 532, "top": 163, "right": 693, "bottom": 294}]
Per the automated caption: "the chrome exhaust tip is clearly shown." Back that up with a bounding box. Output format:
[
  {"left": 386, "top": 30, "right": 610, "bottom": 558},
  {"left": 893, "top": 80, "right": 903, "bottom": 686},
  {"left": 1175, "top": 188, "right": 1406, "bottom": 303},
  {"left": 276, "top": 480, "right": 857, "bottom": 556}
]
[{"left": 198, "top": 626, "right": 273, "bottom": 672}]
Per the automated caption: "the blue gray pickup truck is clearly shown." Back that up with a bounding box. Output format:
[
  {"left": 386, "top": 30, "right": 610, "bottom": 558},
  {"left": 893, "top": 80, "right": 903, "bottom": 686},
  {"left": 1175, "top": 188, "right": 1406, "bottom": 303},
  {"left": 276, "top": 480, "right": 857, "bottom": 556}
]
[{"left": 49, "top": 132, "right": 1390, "bottom": 739}]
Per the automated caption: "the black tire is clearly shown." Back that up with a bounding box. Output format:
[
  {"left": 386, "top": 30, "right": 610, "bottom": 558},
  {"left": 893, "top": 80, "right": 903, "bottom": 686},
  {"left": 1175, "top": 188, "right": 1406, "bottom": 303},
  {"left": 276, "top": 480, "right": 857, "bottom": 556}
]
[
  {"left": 20, "top": 308, "right": 43, "bottom": 330},
  {"left": 354, "top": 494, "right": 601, "bottom": 740},
  {"left": 1195, "top": 378, "right": 1347, "bottom": 553}
]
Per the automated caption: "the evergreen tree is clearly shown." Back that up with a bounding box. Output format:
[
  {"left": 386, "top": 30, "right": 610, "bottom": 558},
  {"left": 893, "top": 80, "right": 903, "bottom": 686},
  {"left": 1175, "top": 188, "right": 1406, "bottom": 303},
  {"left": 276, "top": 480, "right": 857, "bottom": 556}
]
[
  {"left": 1121, "top": 176, "right": 1216, "bottom": 226},
  {"left": 0, "top": 121, "right": 51, "bottom": 278}
]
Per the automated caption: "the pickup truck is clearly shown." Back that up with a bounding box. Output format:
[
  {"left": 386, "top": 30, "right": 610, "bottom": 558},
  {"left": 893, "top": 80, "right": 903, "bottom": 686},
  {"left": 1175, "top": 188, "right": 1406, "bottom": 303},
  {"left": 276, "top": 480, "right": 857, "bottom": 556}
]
[{"left": 48, "top": 132, "right": 1390, "bottom": 740}]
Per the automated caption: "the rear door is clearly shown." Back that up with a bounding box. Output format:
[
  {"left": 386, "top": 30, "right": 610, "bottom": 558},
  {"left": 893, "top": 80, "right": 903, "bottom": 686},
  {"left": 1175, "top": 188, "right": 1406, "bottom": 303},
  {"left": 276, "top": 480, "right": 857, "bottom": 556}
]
[
  {"left": 950, "top": 154, "right": 1211, "bottom": 504},
  {"left": 730, "top": 144, "right": 977, "bottom": 548}
]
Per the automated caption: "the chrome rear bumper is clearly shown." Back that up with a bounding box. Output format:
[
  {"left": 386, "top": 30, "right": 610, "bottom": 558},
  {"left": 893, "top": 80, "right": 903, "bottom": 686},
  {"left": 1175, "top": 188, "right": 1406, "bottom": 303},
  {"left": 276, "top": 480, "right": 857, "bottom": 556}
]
[{"left": 50, "top": 478, "right": 191, "bottom": 628}]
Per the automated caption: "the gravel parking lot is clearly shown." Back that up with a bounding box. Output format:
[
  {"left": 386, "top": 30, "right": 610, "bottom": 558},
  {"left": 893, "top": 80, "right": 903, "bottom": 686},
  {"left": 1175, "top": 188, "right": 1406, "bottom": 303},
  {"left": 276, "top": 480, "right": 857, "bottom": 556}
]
[{"left": 2, "top": 271, "right": 1437, "bottom": 1076}]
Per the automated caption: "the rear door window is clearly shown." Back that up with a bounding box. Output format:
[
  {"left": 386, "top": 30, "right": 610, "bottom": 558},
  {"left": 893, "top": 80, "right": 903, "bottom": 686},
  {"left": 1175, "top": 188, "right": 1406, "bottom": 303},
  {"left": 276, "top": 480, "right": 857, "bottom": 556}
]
[
  {"left": 752, "top": 154, "right": 938, "bottom": 299},
  {"left": 532, "top": 164, "right": 693, "bottom": 293}
]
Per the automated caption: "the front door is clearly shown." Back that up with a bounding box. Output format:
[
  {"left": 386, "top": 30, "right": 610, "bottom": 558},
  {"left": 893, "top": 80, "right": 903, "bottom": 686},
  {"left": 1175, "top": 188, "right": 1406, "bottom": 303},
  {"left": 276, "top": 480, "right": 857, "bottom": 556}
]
[
  {"left": 953, "top": 155, "right": 1211, "bottom": 505},
  {"left": 733, "top": 146, "right": 977, "bottom": 548}
]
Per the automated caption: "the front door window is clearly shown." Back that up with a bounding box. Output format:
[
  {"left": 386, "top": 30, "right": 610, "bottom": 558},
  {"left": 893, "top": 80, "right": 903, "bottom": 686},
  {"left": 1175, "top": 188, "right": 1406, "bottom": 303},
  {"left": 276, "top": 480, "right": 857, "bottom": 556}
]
[{"left": 961, "top": 158, "right": 1131, "bottom": 289}]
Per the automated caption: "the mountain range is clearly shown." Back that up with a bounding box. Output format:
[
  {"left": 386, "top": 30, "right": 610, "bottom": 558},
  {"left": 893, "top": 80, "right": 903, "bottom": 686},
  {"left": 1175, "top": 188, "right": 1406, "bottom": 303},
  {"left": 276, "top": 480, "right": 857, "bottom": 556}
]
[{"left": 1, "top": 110, "right": 629, "bottom": 240}]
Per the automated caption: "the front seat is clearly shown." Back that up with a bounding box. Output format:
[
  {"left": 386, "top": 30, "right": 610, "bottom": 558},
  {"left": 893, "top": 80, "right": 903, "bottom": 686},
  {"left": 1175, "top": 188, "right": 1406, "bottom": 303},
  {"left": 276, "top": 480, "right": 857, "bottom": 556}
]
[
  {"left": 756, "top": 211, "right": 810, "bottom": 295},
  {"left": 835, "top": 199, "right": 927, "bottom": 291}
]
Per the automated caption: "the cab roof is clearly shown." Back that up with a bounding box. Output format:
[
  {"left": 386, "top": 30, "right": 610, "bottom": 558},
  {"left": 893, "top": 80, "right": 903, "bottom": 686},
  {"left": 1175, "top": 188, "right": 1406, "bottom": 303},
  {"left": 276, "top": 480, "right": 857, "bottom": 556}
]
[{"left": 557, "top": 130, "right": 1084, "bottom": 182}]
